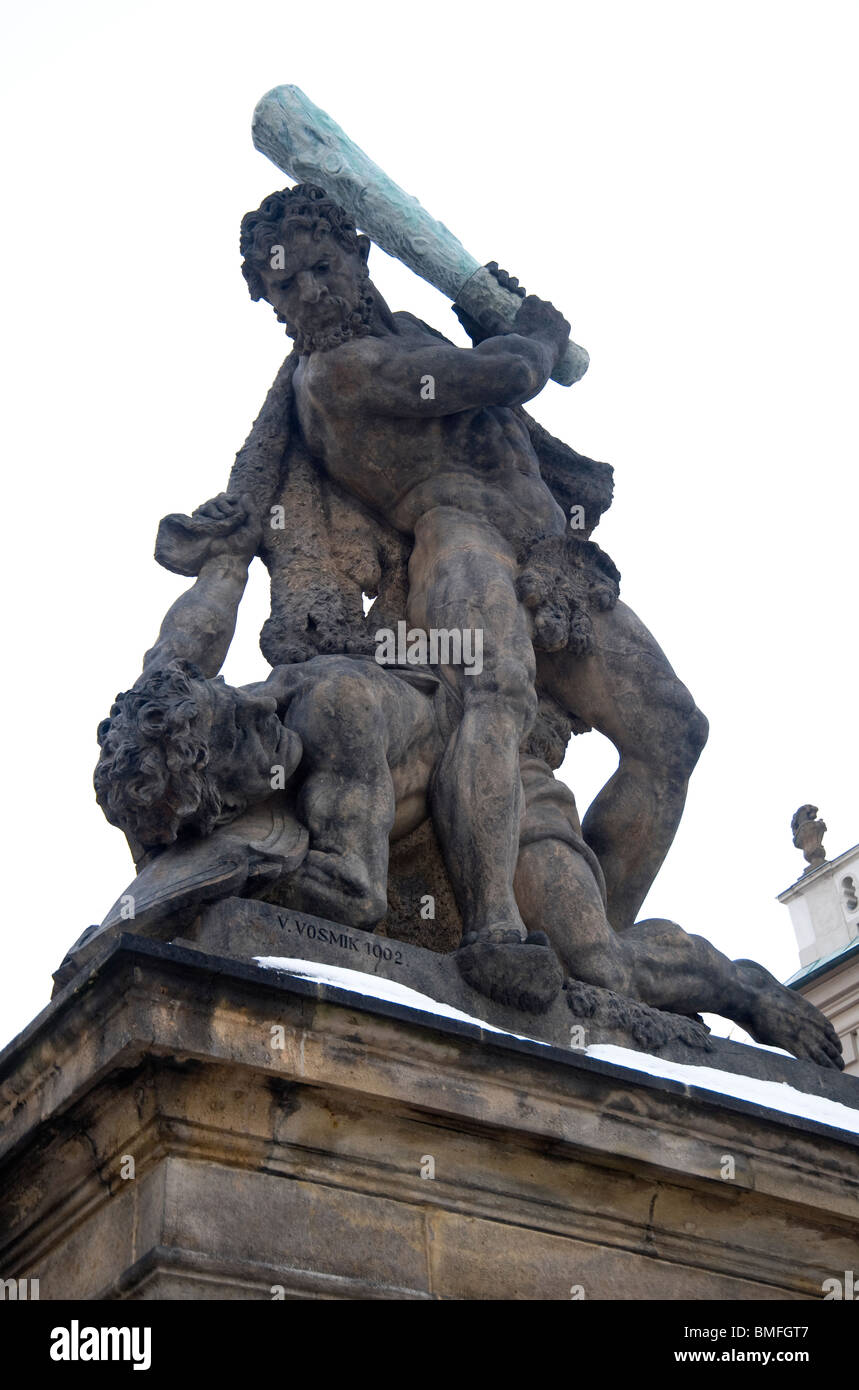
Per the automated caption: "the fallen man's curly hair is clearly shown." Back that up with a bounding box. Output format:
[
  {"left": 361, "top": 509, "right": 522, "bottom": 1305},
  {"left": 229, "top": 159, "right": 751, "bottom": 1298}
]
[{"left": 94, "top": 661, "right": 231, "bottom": 848}]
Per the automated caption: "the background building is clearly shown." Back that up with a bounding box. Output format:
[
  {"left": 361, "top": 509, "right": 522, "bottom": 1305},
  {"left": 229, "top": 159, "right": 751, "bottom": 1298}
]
[{"left": 781, "top": 810, "right": 859, "bottom": 1076}]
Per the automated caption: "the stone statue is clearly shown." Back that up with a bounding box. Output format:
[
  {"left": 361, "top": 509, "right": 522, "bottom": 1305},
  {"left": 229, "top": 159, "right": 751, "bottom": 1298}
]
[
  {"left": 69, "top": 487, "right": 839, "bottom": 1065},
  {"left": 792, "top": 804, "right": 828, "bottom": 872},
  {"left": 233, "top": 184, "right": 709, "bottom": 959},
  {"left": 61, "top": 91, "right": 843, "bottom": 1073}
]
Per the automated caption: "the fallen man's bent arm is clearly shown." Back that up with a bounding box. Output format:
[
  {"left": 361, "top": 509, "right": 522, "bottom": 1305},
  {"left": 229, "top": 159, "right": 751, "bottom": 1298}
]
[{"left": 142, "top": 554, "right": 250, "bottom": 677}]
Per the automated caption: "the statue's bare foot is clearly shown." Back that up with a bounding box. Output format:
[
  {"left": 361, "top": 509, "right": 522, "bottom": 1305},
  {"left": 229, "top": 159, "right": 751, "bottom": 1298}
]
[
  {"left": 280, "top": 850, "right": 385, "bottom": 929},
  {"left": 456, "top": 931, "right": 564, "bottom": 1013},
  {"left": 736, "top": 960, "right": 844, "bottom": 1070}
]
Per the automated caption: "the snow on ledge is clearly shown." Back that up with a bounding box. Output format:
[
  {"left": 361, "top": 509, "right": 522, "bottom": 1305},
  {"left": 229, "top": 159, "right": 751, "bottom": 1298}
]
[
  {"left": 255, "top": 956, "right": 859, "bottom": 1135},
  {"left": 586, "top": 1045, "right": 859, "bottom": 1136},
  {"left": 254, "top": 955, "right": 547, "bottom": 1042}
]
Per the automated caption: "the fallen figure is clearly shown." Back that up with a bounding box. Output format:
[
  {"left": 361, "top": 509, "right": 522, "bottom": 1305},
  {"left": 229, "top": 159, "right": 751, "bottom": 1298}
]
[{"left": 80, "top": 493, "right": 842, "bottom": 1070}]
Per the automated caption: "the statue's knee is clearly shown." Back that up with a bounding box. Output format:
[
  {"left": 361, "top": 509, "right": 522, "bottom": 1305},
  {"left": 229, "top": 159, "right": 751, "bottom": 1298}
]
[
  {"left": 299, "top": 671, "right": 382, "bottom": 749},
  {"left": 467, "top": 656, "right": 537, "bottom": 731},
  {"left": 648, "top": 680, "right": 708, "bottom": 775},
  {"left": 687, "top": 704, "right": 709, "bottom": 761},
  {"left": 660, "top": 701, "right": 708, "bottom": 778}
]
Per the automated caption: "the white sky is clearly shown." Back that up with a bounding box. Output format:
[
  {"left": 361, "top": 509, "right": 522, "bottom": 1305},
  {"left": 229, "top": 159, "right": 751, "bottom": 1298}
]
[{"left": 1, "top": 0, "right": 856, "bottom": 1050}]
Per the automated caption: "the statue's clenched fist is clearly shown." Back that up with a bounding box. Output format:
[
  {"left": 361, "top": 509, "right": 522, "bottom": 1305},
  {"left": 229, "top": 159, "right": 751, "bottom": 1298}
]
[
  {"left": 453, "top": 262, "right": 570, "bottom": 369},
  {"left": 513, "top": 295, "right": 571, "bottom": 361},
  {"left": 155, "top": 492, "right": 262, "bottom": 576},
  {"left": 452, "top": 262, "right": 526, "bottom": 345}
]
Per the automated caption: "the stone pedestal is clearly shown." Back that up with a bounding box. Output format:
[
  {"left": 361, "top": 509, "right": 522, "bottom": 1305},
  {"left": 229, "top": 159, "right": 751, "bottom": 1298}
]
[{"left": 2, "top": 935, "right": 858, "bottom": 1300}]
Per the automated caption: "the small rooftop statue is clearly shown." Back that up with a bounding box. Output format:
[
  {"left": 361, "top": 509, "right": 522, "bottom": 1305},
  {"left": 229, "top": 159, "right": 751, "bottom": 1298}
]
[{"left": 792, "top": 805, "right": 828, "bottom": 873}]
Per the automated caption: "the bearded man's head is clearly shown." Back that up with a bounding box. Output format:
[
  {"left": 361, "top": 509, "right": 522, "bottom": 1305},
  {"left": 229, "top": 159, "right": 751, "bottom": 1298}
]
[{"left": 240, "top": 185, "right": 374, "bottom": 352}]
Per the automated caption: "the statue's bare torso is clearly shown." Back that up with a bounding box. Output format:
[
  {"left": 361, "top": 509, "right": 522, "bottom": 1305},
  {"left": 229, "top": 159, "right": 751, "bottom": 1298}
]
[{"left": 293, "top": 314, "right": 567, "bottom": 548}]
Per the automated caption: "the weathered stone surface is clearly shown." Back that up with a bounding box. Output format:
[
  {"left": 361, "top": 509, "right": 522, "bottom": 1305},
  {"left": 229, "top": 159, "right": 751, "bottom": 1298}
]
[
  {"left": 53, "top": 898, "right": 859, "bottom": 1103},
  {"left": 181, "top": 898, "right": 708, "bottom": 1053},
  {"left": 177, "top": 899, "right": 859, "bottom": 1102},
  {"left": 3, "top": 941, "right": 857, "bottom": 1301}
]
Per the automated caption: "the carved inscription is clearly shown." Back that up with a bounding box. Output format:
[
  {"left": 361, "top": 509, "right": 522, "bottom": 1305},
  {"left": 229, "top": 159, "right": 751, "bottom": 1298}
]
[{"left": 276, "top": 914, "right": 404, "bottom": 966}]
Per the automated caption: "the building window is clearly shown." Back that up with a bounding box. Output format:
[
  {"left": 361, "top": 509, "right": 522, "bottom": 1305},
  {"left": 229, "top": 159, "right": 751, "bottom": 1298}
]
[{"left": 842, "top": 875, "right": 858, "bottom": 913}]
